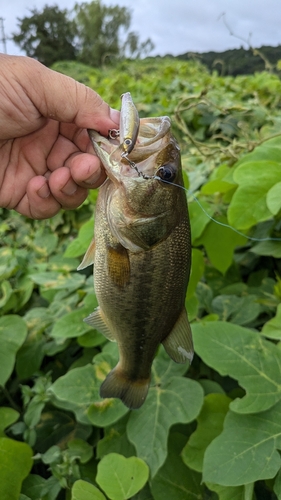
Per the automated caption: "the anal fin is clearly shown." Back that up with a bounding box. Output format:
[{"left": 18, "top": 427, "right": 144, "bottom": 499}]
[
  {"left": 162, "top": 309, "right": 194, "bottom": 364},
  {"left": 77, "top": 239, "right": 95, "bottom": 270},
  {"left": 84, "top": 307, "right": 116, "bottom": 342}
]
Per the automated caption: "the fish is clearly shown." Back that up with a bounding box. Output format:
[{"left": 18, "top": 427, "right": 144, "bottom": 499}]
[{"left": 78, "top": 92, "right": 193, "bottom": 410}]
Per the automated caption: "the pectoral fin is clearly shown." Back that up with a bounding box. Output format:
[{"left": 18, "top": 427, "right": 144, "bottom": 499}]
[
  {"left": 162, "top": 309, "right": 194, "bottom": 364},
  {"left": 77, "top": 239, "right": 95, "bottom": 270},
  {"left": 107, "top": 244, "right": 130, "bottom": 287},
  {"left": 84, "top": 307, "right": 116, "bottom": 342}
]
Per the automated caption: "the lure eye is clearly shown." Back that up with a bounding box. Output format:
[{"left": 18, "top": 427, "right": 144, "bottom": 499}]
[{"left": 156, "top": 164, "right": 176, "bottom": 183}]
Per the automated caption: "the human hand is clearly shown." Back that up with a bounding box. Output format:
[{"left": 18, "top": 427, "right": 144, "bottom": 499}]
[{"left": 0, "top": 54, "right": 120, "bottom": 219}]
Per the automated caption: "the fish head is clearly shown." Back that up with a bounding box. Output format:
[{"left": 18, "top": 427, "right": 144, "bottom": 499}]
[{"left": 88, "top": 114, "right": 187, "bottom": 251}]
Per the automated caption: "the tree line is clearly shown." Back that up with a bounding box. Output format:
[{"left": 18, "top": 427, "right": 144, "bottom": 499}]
[
  {"left": 177, "top": 45, "right": 281, "bottom": 76},
  {"left": 12, "top": 1, "right": 154, "bottom": 67}
]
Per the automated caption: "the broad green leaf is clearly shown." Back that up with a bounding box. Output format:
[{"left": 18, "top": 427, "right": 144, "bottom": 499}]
[
  {"left": 97, "top": 453, "right": 149, "bottom": 500},
  {"left": 211, "top": 294, "right": 260, "bottom": 326},
  {"left": 189, "top": 199, "right": 214, "bottom": 243},
  {"left": 21, "top": 474, "right": 47, "bottom": 500},
  {"left": 97, "top": 415, "right": 135, "bottom": 459},
  {"left": 0, "top": 315, "right": 27, "bottom": 386},
  {"left": 193, "top": 321, "right": 281, "bottom": 413},
  {"left": 186, "top": 249, "right": 204, "bottom": 299},
  {"left": 195, "top": 217, "right": 247, "bottom": 274},
  {"left": 64, "top": 218, "right": 94, "bottom": 258},
  {"left": 68, "top": 439, "right": 93, "bottom": 463},
  {"left": 150, "top": 433, "right": 203, "bottom": 500},
  {"left": 0, "top": 437, "right": 33, "bottom": 500},
  {"left": 262, "top": 303, "right": 281, "bottom": 340},
  {"left": 274, "top": 469, "right": 281, "bottom": 499},
  {"left": 50, "top": 350, "right": 128, "bottom": 426},
  {"left": 233, "top": 160, "right": 281, "bottom": 186},
  {"left": 0, "top": 281, "right": 13, "bottom": 308},
  {"left": 127, "top": 377, "right": 204, "bottom": 477},
  {"left": 0, "top": 408, "right": 19, "bottom": 437},
  {"left": 206, "top": 483, "right": 250, "bottom": 500},
  {"left": 182, "top": 394, "right": 231, "bottom": 472},
  {"left": 71, "top": 480, "right": 106, "bottom": 500},
  {"left": 29, "top": 271, "right": 85, "bottom": 291},
  {"left": 251, "top": 241, "right": 281, "bottom": 258},
  {"left": 201, "top": 179, "right": 235, "bottom": 194},
  {"left": 228, "top": 161, "right": 281, "bottom": 229},
  {"left": 203, "top": 400, "right": 281, "bottom": 486},
  {"left": 51, "top": 306, "right": 95, "bottom": 339},
  {"left": 235, "top": 137, "right": 281, "bottom": 167},
  {"left": 267, "top": 181, "right": 281, "bottom": 214}
]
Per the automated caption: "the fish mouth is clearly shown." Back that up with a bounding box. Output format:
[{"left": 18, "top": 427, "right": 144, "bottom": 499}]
[{"left": 88, "top": 115, "right": 173, "bottom": 181}]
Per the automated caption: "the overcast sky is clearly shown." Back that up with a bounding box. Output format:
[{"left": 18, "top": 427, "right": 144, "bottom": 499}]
[{"left": 1, "top": 0, "right": 281, "bottom": 57}]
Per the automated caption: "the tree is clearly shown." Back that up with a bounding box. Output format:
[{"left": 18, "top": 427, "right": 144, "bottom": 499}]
[
  {"left": 74, "top": 0, "right": 130, "bottom": 66},
  {"left": 13, "top": 5, "right": 77, "bottom": 67},
  {"left": 74, "top": 0, "right": 154, "bottom": 66},
  {"left": 123, "top": 31, "right": 155, "bottom": 59}
]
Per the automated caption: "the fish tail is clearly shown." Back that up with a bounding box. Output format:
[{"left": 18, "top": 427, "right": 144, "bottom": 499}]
[{"left": 100, "top": 367, "right": 150, "bottom": 410}]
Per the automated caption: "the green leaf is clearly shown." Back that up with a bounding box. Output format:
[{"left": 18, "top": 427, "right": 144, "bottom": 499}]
[
  {"left": 186, "top": 249, "right": 204, "bottom": 299},
  {"left": 21, "top": 474, "right": 47, "bottom": 500},
  {"left": 267, "top": 181, "right": 281, "bottom": 214},
  {"left": 274, "top": 469, "right": 281, "bottom": 499},
  {"left": 50, "top": 351, "right": 128, "bottom": 426},
  {"left": 195, "top": 217, "right": 247, "bottom": 273},
  {"left": 64, "top": 219, "right": 94, "bottom": 258},
  {"left": 203, "top": 401, "right": 281, "bottom": 486},
  {"left": 150, "top": 433, "right": 203, "bottom": 500},
  {"left": 97, "top": 415, "right": 135, "bottom": 459},
  {"left": 68, "top": 439, "right": 93, "bottom": 463},
  {"left": 251, "top": 241, "right": 281, "bottom": 258},
  {"left": 0, "top": 315, "right": 27, "bottom": 386},
  {"left": 228, "top": 161, "right": 281, "bottom": 229},
  {"left": 262, "top": 303, "right": 281, "bottom": 340},
  {"left": 127, "top": 377, "right": 204, "bottom": 477},
  {"left": 0, "top": 437, "right": 33, "bottom": 500},
  {"left": 71, "top": 480, "right": 106, "bottom": 500},
  {"left": 206, "top": 482, "right": 250, "bottom": 500},
  {"left": 0, "top": 408, "right": 19, "bottom": 438},
  {"left": 29, "top": 271, "right": 85, "bottom": 291},
  {"left": 96, "top": 453, "right": 149, "bottom": 500},
  {"left": 211, "top": 294, "right": 260, "bottom": 326},
  {"left": 51, "top": 306, "right": 96, "bottom": 340},
  {"left": 193, "top": 321, "right": 281, "bottom": 413},
  {"left": 182, "top": 394, "right": 231, "bottom": 472},
  {"left": 189, "top": 199, "right": 214, "bottom": 243}
]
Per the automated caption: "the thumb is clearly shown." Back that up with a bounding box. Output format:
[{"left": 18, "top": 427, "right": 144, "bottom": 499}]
[{"left": 21, "top": 57, "right": 120, "bottom": 136}]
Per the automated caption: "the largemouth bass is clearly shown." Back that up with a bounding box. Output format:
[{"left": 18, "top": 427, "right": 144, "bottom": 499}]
[{"left": 79, "top": 93, "right": 193, "bottom": 409}]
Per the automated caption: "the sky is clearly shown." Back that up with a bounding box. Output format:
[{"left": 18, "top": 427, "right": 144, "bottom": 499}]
[{"left": 1, "top": 0, "right": 281, "bottom": 57}]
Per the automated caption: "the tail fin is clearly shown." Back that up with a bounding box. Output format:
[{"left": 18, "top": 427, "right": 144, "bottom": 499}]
[{"left": 100, "top": 367, "right": 150, "bottom": 410}]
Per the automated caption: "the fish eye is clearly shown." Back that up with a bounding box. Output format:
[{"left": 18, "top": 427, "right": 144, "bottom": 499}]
[
  {"left": 156, "top": 164, "right": 176, "bottom": 183},
  {"left": 124, "top": 139, "right": 132, "bottom": 146}
]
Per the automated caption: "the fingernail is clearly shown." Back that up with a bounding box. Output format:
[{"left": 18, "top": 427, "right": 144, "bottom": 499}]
[
  {"left": 38, "top": 182, "right": 50, "bottom": 199},
  {"left": 84, "top": 171, "right": 100, "bottom": 185},
  {"left": 110, "top": 108, "right": 120, "bottom": 125},
  {"left": 62, "top": 179, "right": 77, "bottom": 195}
]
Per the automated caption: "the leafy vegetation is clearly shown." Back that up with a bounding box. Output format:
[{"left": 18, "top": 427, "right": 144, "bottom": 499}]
[
  {"left": 12, "top": 1, "right": 154, "bottom": 67},
  {"left": 1, "top": 57, "right": 281, "bottom": 499}
]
